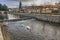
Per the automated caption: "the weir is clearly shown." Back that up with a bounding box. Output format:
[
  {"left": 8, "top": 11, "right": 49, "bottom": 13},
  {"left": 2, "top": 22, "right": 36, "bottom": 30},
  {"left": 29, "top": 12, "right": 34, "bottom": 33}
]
[{"left": 13, "top": 13, "right": 60, "bottom": 23}]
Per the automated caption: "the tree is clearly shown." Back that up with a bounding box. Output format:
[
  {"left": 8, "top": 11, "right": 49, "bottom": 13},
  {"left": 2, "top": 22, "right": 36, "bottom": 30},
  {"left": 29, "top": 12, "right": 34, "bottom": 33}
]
[
  {"left": 0, "top": 4, "right": 3, "bottom": 11},
  {"left": 2, "top": 4, "right": 8, "bottom": 11},
  {"left": 0, "top": 4, "right": 8, "bottom": 11}
]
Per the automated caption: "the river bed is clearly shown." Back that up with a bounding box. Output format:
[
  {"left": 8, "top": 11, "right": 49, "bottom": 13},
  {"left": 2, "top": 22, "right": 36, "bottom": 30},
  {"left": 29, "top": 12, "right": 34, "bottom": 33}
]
[{"left": 3, "top": 14, "right": 60, "bottom": 40}]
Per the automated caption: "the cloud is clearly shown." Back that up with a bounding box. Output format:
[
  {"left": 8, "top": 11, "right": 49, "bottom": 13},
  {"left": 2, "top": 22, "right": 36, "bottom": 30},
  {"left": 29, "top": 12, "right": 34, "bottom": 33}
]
[
  {"left": 5, "top": 0, "right": 60, "bottom": 8},
  {"left": 6, "top": 0, "right": 35, "bottom": 2}
]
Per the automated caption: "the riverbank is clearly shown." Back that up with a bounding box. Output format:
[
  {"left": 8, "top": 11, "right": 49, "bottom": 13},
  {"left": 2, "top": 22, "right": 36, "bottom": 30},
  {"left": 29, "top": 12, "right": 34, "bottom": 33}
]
[{"left": 0, "top": 24, "right": 10, "bottom": 40}]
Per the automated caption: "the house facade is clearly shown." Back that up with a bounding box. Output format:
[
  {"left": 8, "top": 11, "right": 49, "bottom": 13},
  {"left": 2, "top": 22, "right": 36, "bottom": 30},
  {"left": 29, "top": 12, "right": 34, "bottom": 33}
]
[{"left": 24, "top": 4, "right": 59, "bottom": 13}]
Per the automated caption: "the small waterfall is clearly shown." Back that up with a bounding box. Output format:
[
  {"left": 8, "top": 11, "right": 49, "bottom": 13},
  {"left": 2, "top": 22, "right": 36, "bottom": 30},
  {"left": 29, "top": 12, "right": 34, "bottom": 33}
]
[{"left": 7, "top": 14, "right": 19, "bottom": 20}]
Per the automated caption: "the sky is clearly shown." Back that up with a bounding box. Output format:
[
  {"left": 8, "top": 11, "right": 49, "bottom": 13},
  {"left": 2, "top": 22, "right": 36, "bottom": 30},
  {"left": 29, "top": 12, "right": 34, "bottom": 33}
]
[{"left": 0, "top": 0, "right": 60, "bottom": 8}]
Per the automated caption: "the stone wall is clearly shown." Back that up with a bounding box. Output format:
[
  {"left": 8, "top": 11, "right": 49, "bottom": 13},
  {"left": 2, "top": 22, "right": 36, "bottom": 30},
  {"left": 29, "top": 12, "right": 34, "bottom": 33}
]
[
  {"left": 24, "top": 13, "right": 60, "bottom": 23},
  {"left": 15, "top": 13, "right": 60, "bottom": 23},
  {"left": 0, "top": 24, "right": 4, "bottom": 40},
  {"left": 35, "top": 14, "right": 60, "bottom": 23},
  {"left": 0, "top": 24, "right": 10, "bottom": 40}
]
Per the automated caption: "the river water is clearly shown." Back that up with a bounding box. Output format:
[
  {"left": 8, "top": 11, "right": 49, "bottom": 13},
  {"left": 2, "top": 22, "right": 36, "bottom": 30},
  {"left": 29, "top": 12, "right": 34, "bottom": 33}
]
[
  {"left": 7, "top": 14, "right": 19, "bottom": 20},
  {"left": 3, "top": 14, "right": 60, "bottom": 40}
]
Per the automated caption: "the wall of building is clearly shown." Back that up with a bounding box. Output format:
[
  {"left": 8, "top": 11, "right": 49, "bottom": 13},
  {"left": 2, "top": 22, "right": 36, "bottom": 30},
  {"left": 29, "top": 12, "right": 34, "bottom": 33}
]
[{"left": 24, "top": 4, "right": 60, "bottom": 13}]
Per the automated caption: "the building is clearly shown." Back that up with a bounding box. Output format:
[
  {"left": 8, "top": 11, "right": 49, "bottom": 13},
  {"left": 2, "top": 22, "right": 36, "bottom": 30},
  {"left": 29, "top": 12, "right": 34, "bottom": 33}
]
[
  {"left": 9, "top": 8, "right": 19, "bottom": 12},
  {"left": 24, "top": 6, "right": 42, "bottom": 13},
  {"left": 24, "top": 4, "right": 59, "bottom": 13}
]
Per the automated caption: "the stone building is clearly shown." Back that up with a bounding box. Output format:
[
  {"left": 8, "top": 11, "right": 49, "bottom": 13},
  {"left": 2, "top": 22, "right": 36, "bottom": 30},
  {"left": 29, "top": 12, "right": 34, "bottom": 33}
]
[
  {"left": 9, "top": 8, "right": 19, "bottom": 12},
  {"left": 24, "top": 4, "right": 59, "bottom": 13}
]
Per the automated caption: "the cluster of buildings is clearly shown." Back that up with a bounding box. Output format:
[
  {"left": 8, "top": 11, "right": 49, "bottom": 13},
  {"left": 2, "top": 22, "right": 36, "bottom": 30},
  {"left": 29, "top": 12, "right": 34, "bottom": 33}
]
[
  {"left": 24, "top": 2, "right": 60, "bottom": 13},
  {"left": 9, "top": 2, "right": 60, "bottom": 13}
]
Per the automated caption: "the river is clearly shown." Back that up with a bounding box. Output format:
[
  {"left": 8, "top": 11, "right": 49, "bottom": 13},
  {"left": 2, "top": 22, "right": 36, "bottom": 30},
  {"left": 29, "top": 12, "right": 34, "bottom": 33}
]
[{"left": 3, "top": 14, "right": 60, "bottom": 40}]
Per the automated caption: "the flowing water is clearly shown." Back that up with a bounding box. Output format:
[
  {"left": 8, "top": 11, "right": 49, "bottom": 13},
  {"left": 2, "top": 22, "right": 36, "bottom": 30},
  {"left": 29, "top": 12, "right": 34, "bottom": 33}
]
[
  {"left": 3, "top": 14, "right": 60, "bottom": 40},
  {"left": 7, "top": 14, "right": 19, "bottom": 20}
]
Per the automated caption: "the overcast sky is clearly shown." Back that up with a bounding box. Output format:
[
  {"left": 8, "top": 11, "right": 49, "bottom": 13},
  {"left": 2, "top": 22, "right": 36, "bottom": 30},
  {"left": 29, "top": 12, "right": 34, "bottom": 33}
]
[{"left": 0, "top": 0, "right": 60, "bottom": 8}]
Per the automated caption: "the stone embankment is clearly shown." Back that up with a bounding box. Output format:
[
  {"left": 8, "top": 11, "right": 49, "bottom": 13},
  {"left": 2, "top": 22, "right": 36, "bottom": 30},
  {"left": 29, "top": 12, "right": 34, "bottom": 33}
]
[
  {"left": 0, "top": 24, "right": 10, "bottom": 40},
  {"left": 16, "top": 13, "right": 60, "bottom": 23}
]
